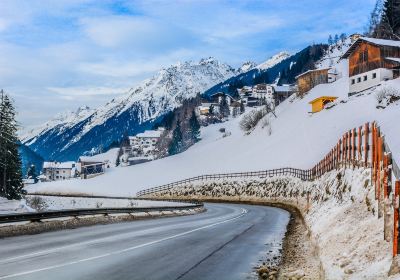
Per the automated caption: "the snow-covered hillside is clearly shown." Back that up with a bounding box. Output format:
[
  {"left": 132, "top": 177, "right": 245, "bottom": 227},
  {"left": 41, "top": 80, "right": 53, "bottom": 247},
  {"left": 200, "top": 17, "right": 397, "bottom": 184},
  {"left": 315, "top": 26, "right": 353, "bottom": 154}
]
[
  {"left": 21, "top": 58, "right": 237, "bottom": 161},
  {"left": 257, "top": 51, "right": 291, "bottom": 70},
  {"left": 27, "top": 65, "right": 400, "bottom": 196}
]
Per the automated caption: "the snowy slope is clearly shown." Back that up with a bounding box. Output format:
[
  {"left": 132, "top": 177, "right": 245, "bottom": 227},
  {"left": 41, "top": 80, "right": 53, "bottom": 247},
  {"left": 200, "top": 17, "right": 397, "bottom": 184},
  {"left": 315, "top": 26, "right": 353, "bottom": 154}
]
[
  {"left": 21, "top": 58, "right": 237, "bottom": 161},
  {"left": 257, "top": 51, "right": 291, "bottom": 70},
  {"left": 27, "top": 66, "right": 400, "bottom": 197}
]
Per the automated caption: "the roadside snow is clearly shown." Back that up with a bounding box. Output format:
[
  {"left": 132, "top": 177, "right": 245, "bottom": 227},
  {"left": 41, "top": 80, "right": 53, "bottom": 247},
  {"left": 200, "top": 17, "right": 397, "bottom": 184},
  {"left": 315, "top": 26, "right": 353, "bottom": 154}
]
[
  {"left": 145, "top": 168, "right": 399, "bottom": 279},
  {"left": 0, "top": 198, "right": 35, "bottom": 214},
  {"left": 24, "top": 195, "right": 190, "bottom": 211}
]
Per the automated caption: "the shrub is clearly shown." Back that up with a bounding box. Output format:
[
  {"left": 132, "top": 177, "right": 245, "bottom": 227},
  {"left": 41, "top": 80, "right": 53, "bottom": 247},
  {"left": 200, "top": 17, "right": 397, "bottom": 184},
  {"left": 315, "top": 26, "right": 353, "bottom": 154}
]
[
  {"left": 27, "top": 196, "right": 48, "bottom": 212},
  {"left": 375, "top": 86, "right": 400, "bottom": 104},
  {"left": 239, "top": 108, "right": 267, "bottom": 132}
]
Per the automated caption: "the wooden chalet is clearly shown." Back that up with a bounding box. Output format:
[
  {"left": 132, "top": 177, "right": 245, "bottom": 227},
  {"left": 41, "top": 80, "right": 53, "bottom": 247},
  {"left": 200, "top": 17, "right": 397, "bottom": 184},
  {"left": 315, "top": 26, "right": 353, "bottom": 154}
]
[
  {"left": 341, "top": 37, "right": 400, "bottom": 95},
  {"left": 295, "top": 68, "right": 330, "bottom": 97}
]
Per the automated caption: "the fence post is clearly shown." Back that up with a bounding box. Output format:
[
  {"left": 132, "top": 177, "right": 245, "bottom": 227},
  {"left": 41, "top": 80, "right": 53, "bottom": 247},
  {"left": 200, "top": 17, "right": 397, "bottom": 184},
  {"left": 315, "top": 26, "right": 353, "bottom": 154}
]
[
  {"left": 394, "top": 181, "right": 400, "bottom": 256},
  {"left": 372, "top": 124, "right": 377, "bottom": 199},
  {"left": 364, "top": 122, "right": 369, "bottom": 167},
  {"left": 350, "top": 129, "right": 353, "bottom": 165},
  {"left": 358, "top": 126, "right": 362, "bottom": 165},
  {"left": 378, "top": 135, "right": 384, "bottom": 218},
  {"left": 383, "top": 152, "right": 392, "bottom": 241}
]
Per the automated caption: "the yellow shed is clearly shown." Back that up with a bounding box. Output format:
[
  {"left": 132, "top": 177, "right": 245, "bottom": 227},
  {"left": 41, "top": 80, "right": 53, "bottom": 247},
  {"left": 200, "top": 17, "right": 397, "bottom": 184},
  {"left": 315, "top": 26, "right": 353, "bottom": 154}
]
[{"left": 309, "top": 96, "right": 337, "bottom": 113}]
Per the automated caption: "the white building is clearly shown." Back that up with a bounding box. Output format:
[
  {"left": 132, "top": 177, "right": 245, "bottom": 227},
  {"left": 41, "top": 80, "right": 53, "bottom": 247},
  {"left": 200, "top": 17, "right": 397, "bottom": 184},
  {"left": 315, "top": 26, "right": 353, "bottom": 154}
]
[
  {"left": 349, "top": 68, "right": 393, "bottom": 94},
  {"left": 122, "top": 128, "right": 165, "bottom": 164},
  {"left": 252, "top": 83, "right": 274, "bottom": 101},
  {"left": 42, "top": 161, "right": 77, "bottom": 181}
]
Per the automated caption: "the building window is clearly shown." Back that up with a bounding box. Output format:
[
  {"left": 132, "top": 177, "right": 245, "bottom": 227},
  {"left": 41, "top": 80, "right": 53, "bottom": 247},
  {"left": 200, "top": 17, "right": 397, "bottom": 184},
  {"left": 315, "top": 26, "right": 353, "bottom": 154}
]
[
  {"left": 372, "top": 73, "right": 377, "bottom": 79},
  {"left": 363, "top": 75, "right": 367, "bottom": 81},
  {"left": 351, "top": 79, "right": 355, "bottom": 84},
  {"left": 357, "top": 77, "right": 361, "bottom": 83}
]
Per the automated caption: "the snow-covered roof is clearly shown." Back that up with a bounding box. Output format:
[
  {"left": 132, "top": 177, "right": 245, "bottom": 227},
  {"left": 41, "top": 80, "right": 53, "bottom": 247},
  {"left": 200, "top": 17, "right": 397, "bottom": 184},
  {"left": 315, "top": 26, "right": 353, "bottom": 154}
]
[
  {"left": 273, "top": 85, "right": 293, "bottom": 92},
  {"left": 295, "top": 68, "right": 330, "bottom": 79},
  {"left": 385, "top": 57, "right": 400, "bottom": 64},
  {"left": 43, "top": 161, "right": 76, "bottom": 169},
  {"left": 136, "top": 130, "right": 163, "bottom": 138},
  {"left": 341, "top": 37, "right": 400, "bottom": 59}
]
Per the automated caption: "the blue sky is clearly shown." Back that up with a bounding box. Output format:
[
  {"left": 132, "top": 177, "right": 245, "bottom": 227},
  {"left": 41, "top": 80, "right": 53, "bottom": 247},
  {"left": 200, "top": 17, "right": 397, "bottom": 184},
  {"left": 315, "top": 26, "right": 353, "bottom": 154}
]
[{"left": 0, "top": 0, "right": 375, "bottom": 128}]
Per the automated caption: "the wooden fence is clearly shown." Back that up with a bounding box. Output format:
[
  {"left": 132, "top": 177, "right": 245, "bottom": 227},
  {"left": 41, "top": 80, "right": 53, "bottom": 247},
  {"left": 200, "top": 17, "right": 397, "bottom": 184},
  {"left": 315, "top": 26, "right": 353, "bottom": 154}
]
[{"left": 136, "top": 121, "right": 400, "bottom": 257}]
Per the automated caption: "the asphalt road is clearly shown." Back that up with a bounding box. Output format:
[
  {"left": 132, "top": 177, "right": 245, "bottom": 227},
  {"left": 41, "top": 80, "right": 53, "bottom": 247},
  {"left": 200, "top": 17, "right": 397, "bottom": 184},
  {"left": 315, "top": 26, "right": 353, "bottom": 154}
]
[{"left": 0, "top": 203, "right": 290, "bottom": 280}]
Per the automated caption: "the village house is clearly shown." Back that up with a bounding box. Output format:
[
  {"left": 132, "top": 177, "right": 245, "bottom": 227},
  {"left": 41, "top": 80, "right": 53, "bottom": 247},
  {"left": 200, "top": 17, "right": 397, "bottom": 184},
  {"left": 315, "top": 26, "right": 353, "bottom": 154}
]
[
  {"left": 340, "top": 37, "right": 400, "bottom": 96},
  {"left": 120, "top": 128, "right": 165, "bottom": 166},
  {"left": 238, "top": 86, "right": 253, "bottom": 98},
  {"left": 252, "top": 83, "right": 274, "bottom": 101},
  {"left": 229, "top": 101, "right": 242, "bottom": 117},
  {"left": 272, "top": 84, "right": 296, "bottom": 104},
  {"left": 209, "top": 92, "right": 235, "bottom": 105},
  {"left": 196, "top": 102, "right": 220, "bottom": 116},
  {"left": 77, "top": 157, "right": 108, "bottom": 179},
  {"left": 42, "top": 161, "right": 77, "bottom": 181},
  {"left": 295, "top": 68, "right": 330, "bottom": 97},
  {"left": 129, "top": 128, "right": 164, "bottom": 156}
]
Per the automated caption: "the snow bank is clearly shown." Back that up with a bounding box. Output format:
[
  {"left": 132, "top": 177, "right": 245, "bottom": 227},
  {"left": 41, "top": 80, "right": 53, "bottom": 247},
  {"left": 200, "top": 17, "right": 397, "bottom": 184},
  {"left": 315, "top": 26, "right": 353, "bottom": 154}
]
[
  {"left": 0, "top": 198, "right": 35, "bottom": 214},
  {"left": 24, "top": 195, "right": 190, "bottom": 211},
  {"left": 144, "top": 168, "right": 399, "bottom": 279}
]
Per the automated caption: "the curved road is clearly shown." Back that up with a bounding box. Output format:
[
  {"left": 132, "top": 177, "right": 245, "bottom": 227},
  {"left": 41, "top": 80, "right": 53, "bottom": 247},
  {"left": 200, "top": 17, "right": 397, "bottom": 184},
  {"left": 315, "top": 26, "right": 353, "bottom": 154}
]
[{"left": 0, "top": 203, "right": 290, "bottom": 280}]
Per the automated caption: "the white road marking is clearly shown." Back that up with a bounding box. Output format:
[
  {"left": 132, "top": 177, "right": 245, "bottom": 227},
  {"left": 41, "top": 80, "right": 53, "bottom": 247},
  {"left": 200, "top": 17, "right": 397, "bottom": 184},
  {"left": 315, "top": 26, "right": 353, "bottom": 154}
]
[
  {"left": 0, "top": 208, "right": 248, "bottom": 279},
  {"left": 0, "top": 208, "right": 244, "bottom": 264}
]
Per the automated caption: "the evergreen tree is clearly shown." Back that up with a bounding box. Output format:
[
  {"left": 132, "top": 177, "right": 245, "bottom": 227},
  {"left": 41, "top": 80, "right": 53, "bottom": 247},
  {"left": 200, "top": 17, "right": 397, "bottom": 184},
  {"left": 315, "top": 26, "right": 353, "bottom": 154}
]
[
  {"left": 240, "top": 101, "right": 245, "bottom": 114},
  {"left": 168, "top": 120, "right": 183, "bottom": 155},
  {"left": 334, "top": 34, "right": 339, "bottom": 44},
  {"left": 188, "top": 110, "right": 200, "bottom": 143},
  {"left": 209, "top": 104, "right": 214, "bottom": 115},
  {"left": 27, "top": 164, "right": 37, "bottom": 179},
  {"left": 0, "top": 90, "right": 23, "bottom": 200},
  {"left": 378, "top": 0, "right": 400, "bottom": 39},
  {"left": 219, "top": 96, "right": 230, "bottom": 118},
  {"left": 366, "top": 0, "right": 384, "bottom": 37},
  {"left": 328, "top": 35, "right": 334, "bottom": 45}
]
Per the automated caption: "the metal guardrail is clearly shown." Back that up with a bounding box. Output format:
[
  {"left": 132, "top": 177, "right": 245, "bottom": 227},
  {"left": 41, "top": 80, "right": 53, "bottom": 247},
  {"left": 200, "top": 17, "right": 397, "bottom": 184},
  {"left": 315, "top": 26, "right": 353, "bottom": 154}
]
[
  {"left": 0, "top": 203, "right": 203, "bottom": 224},
  {"left": 26, "top": 193, "right": 201, "bottom": 204}
]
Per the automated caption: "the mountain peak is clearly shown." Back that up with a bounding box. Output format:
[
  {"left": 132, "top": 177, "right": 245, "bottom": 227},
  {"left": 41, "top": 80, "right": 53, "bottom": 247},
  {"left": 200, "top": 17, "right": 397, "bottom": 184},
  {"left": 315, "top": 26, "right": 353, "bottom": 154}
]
[
  {"left": 257, "top": 51, "right": 291, "bottom": 70},
  {"left": 238, "top": 61, "right": 257, "bottom": 73},
  {"left": 22, "top": 57, "right": 237, "bottom": 160}
]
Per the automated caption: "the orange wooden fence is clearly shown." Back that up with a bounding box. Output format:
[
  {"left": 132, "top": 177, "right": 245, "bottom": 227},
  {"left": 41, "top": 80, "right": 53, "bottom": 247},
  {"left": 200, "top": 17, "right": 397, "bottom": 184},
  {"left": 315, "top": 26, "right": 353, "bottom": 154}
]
[{"left": 137, "top": 121, "right": 400, "bottom": 257}]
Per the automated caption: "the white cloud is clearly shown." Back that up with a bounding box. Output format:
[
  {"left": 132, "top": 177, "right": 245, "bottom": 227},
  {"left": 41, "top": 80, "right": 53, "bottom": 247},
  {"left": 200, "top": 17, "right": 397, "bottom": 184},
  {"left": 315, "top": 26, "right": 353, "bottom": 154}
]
[
  {"left": 81, "top": 16, "right": 158, "bottom": 48},
  {"left": 48, "top": 86, "right": 129, "bottom": 98}
]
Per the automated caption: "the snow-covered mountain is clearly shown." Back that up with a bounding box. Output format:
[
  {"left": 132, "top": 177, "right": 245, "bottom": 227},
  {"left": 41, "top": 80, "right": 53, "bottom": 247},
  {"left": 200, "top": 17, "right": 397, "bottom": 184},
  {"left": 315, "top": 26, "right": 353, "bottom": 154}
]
[
  {"left": 238, "top": 61, "right": 257, "bottom": 73},
  {"left": 22, "top": 57, "right": 237, "bottom": 161},
  {"left": 257, "top": 51, "right": 291, "bottom": 70}
]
